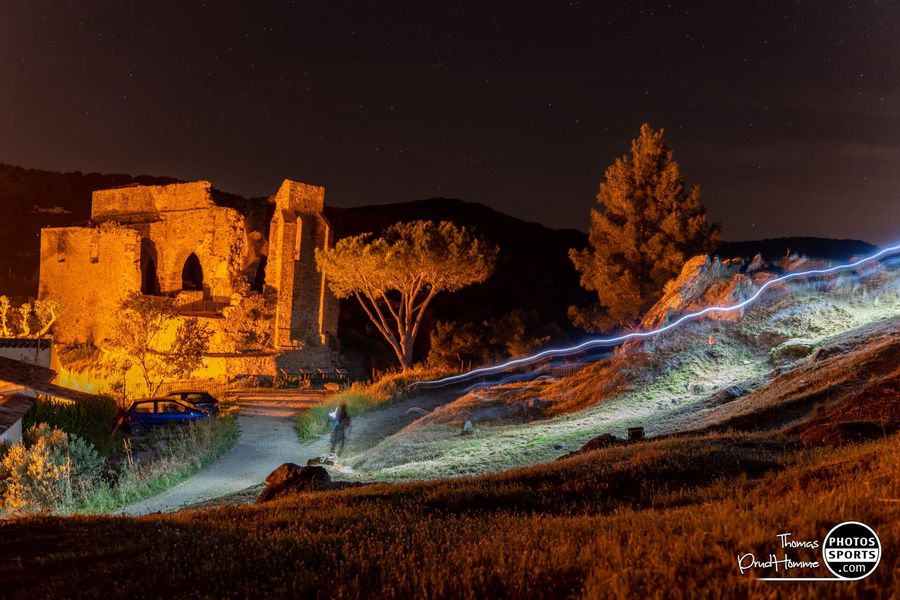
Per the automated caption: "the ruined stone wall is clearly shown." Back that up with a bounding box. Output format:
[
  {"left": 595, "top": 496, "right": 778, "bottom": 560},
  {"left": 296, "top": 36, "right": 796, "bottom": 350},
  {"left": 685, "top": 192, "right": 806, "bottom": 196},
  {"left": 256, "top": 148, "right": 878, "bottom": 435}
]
[
  {"left": 92, "top": 181, "right": 250, "bottom": 300},
  {"left": 92, "top": 181, "right": 215, "bottom": 223},
  {"left": 265, "top": 180, "right": 339, "bottom": 350},
  {"left": 39, "top": 177, "right": 342, "bottom": 376},
  {"left": 38, "top": 224, "right": 142, "bottom": 345},
  {"left": 316, "top": 225, "right": 340, "bottom": 345},
  {"left": 138, "top": 205, "right": 248, "bottom": 301}
]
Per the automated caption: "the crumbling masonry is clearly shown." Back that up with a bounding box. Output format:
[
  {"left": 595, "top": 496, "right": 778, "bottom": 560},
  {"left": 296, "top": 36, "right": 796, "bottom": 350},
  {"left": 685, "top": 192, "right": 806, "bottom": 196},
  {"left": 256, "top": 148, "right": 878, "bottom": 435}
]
[{"left": 38, "top": 179, "right": 340, "bottom": 377}]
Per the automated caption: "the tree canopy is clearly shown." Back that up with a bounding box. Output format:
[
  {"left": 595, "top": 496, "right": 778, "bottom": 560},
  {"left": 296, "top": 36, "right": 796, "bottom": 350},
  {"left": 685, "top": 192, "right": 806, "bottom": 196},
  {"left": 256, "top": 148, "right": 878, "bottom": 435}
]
[
  {"left": 111, "top": 292, "right": 212, "bottom": 397},
  {"left": 0, "top": 296, "right": 59, "bottom": 338},
  {"left": 316, "top": 220, "right": 498, "bottom": 369},
  {"left": 570, "top": 123, "right": 719, "bottom": 329}
]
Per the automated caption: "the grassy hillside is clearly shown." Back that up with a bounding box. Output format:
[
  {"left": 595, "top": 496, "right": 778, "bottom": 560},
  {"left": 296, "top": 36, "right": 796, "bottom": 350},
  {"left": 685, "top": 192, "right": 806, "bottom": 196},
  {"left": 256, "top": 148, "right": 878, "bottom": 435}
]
[
  {"left": 0, "top": 428, "right": 895, "bottom": 598},
  {"left": 320, "top": 263, "right": 899, "bottom": 482}
]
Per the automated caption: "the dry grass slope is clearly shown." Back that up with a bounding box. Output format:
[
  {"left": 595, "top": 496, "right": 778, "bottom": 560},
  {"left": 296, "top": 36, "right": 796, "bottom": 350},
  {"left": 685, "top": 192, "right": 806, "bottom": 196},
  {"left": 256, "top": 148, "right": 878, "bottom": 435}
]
[{"left": 0, "top": 429, "right": 896, "bottom": 599}]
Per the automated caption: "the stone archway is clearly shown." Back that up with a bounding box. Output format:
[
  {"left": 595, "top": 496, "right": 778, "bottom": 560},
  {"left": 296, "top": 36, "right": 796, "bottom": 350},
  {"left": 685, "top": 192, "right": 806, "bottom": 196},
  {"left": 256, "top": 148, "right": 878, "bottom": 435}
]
[
  {"left": 250, "top": 256, "right": 267, "bottom": 292},
  {"left": 142, "top": 258, "right": 161, "bottom": 295},
  {"left": 181, "top": 253, "right": 204, "bottom": 291},
  {"left": 140, "top": 238, "right": 162, "bottom": 296}
]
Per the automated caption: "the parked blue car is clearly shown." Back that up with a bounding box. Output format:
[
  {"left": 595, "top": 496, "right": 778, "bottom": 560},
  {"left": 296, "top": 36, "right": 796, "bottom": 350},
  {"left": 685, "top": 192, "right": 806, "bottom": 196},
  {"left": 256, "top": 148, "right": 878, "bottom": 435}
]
[{"left": 123, "top": 398, "right": 209, "bottom": 436}]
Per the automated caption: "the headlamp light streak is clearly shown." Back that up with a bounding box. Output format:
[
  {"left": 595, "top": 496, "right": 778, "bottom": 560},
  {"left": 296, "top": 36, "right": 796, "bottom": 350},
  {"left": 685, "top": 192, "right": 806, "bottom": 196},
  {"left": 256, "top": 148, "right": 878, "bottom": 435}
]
[
  {"left": 462, "top": 372, "right": 554, "bottom": 395},
  {"left": 412, "top": 243, "right": 900, "bottom": 389}
]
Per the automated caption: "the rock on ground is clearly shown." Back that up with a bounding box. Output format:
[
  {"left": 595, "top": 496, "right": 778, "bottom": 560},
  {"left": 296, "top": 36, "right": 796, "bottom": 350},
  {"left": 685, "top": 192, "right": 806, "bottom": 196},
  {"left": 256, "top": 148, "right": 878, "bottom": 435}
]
[
  {"left": 769, "top": 338, "right": 815, "bottom": 364},
  {"left": 559, "top": 433, "right": 625, "bottom": 460},
  {"left": 257, "top": 463, "right": 331, "bottom": 503}
]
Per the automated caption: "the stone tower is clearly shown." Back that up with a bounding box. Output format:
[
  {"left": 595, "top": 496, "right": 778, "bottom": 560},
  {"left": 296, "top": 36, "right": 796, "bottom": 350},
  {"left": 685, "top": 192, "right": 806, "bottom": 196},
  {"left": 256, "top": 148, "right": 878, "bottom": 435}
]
[{"left": 265, "top": 179, "right": 339, "bottom": 350}]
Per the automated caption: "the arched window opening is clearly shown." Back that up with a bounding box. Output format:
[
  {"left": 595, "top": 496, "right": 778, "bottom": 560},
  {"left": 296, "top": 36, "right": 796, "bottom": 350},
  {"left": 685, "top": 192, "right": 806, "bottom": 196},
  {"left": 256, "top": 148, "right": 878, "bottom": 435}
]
[
  {"left": 251, "top": 256, "right": 267, "bottom": 292},
  {"left": 142, "top": 259, "right": 161, "bottom": 296},
  {"left": 181, "top": 253, "right": 204, "bottom": 291}
]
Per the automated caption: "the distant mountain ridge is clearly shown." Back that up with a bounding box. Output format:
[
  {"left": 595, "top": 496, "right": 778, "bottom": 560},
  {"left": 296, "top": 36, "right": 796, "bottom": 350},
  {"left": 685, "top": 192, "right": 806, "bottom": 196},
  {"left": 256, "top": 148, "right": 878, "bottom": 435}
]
[{"left": 718, "top": 237, "right": 877, "bottom": 261}]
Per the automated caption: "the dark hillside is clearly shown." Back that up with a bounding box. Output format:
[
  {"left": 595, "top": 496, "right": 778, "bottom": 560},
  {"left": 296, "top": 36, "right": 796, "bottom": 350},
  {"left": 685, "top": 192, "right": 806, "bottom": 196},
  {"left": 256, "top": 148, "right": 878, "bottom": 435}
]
[{"left": 719, "top": 237, "right": 877, "bottom": 261}]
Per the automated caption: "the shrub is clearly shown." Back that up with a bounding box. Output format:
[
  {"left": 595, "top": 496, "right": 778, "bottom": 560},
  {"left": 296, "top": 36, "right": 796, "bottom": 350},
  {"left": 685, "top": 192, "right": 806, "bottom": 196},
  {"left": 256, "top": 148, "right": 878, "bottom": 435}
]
[
  {"left": 0, "top": 423, "right": 104, "bottom": 515},
  {"left": 67, "top": 434, "right": 105, "bottom": 499},
  {"left": 1, "top": 416, "right": 239, "bottom": 516},
  {"left": 24, "top": 395, "right": 119, "bottom": 455},
  {"left": 428, "top": 309, "right": 560, "bottom": 369}
]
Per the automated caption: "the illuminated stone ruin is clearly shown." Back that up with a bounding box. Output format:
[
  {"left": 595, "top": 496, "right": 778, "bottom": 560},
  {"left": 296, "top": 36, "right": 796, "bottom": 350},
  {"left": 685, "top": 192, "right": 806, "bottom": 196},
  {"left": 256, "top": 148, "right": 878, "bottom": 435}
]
[{"left": 38, "top": 179, "right": 340, "bottom": 378}]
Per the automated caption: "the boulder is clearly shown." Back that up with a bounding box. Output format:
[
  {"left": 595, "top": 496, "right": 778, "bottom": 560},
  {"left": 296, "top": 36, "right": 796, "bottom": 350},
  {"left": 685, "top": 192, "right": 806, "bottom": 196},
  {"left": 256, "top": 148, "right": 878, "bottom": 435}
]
[
  {"left": 769, "top": 338, "right": 815, "bottom": 364},
  {"left": 705, "top": 385, "right": 748, "bottom": 407},
  {"left": 746, "top": 254, "right": 765, "bottom": 273},
  {"left": 558, "top": 433, "right": 625, "bottom": 459},
  {"left": 257, "top": 463, "right": 331, "bottom": 503}
]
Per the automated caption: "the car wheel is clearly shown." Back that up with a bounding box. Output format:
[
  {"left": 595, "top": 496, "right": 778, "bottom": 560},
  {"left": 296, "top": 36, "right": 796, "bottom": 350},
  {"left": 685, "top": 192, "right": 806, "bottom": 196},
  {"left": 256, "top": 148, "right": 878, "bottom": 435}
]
[{"left": 129, "top": 423, "right": 146, "bottom": 437}]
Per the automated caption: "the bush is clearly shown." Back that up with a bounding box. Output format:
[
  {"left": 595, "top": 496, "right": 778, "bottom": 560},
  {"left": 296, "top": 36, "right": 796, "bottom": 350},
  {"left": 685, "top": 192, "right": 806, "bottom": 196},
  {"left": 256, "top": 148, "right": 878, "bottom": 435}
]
[
  {"left": 67, "top": 434, "right": 105, "bottom": 499},
  {"left": 0, "top": 423, "right": 104, "bottom": 515},
  {"left": 24, "top": 395, "right": 119, "bottom": 455},
  {"left": 0, "top": 416, "right": 239, "bottom": 516},
  {"left": 428, "top": 309, "right": 560, "bottom": 369}
]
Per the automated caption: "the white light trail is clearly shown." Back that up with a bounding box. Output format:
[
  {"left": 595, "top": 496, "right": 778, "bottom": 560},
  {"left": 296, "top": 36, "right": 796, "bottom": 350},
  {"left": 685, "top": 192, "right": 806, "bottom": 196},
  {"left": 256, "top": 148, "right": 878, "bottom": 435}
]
[{"left": 412, "top": 243, "right": 900, "bottom": 388}]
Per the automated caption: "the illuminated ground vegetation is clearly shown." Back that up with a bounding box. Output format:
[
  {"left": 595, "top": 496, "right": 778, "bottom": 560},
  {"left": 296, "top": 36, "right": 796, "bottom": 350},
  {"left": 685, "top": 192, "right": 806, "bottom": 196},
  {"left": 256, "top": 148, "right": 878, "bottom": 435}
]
[
  {"left": 331, "top": 269, "right": 900, "bottom": 482},
  {"left": 0, "top": 430, "right": 896, "bottom": 598}
]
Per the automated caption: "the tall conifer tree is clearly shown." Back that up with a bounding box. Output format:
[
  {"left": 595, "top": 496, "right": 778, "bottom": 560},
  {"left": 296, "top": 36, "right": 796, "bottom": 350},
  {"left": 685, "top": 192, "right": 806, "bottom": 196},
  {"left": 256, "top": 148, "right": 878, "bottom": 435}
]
[{"left": 570, "top": 124, "right": 719, "bottom": 329}]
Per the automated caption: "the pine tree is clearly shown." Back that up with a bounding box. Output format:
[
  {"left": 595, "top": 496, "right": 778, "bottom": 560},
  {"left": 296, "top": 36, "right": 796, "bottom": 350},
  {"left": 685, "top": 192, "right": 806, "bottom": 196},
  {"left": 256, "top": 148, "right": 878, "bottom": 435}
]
[
  {"left": 316, "top": 221, "right": 498, "bottom": 370},
  {"left": 570, "top": 124, "right": 719, "bottom": 330}
]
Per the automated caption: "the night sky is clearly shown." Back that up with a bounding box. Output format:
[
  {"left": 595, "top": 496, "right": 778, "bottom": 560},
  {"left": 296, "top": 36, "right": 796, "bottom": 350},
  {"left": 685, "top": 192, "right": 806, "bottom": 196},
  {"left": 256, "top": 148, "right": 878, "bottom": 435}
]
[{"left": 1, "top": 1, "right": 898, "bottom": 244}]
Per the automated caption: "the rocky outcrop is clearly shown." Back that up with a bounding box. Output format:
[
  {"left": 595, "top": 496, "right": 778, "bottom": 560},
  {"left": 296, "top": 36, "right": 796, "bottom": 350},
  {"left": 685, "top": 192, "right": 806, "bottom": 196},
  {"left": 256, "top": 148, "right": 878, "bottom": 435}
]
[
  {"left": 257, "top": 462, "right": 372, "bottom": 503},
  {"left": 256, "top": 463, "right": 331, "bottom": 503},
  {"left": 640, "top": 255, "right": 753, "bottom": 330},
  {"left": 769, "top": 338, "right": 815, "bottom": 364},
  {"left": 306, "top": 454, "right": 340, "bottom": 466}
]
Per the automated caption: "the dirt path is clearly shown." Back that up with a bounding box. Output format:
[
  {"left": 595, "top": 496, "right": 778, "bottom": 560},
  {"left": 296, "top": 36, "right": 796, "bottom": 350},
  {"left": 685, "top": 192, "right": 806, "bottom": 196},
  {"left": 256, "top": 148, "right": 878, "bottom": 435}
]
[{"left": 122, "top": 392, "right": 332, "bottom": 515}]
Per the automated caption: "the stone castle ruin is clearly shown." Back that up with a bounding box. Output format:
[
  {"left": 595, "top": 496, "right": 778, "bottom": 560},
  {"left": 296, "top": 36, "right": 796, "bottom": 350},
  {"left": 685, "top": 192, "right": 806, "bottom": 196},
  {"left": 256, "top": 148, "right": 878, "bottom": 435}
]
[{"left": 38, "top": 179, "right": 341, "bottom": 381}]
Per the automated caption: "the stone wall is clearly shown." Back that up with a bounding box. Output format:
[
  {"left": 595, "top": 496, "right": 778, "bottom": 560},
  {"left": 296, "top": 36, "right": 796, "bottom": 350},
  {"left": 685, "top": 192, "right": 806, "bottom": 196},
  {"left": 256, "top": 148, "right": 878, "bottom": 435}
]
[
  {"left": 136, "top": 205, "right": 248, "bottom": 301},
  {"left": 39, "top": 224, "right": 142, "bottom": 345},
  {"left": 266, "top": 180, "right": 339, "bottom": 350},
  {"left": 92, "top": 181, "right": 249, "bottom": 300},
  {"left": 92, "top": 181, "right": 215, "bottom": 223}
]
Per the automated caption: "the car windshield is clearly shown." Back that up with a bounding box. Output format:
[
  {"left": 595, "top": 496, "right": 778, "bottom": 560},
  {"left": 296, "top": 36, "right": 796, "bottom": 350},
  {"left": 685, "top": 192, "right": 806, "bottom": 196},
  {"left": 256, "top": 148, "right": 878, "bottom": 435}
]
[
  {"left": 133, "top": 402, "right": 154, "bottom": 413},
  {"left": 157, "top": 401, "right": 190, "bottom": 414}
]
